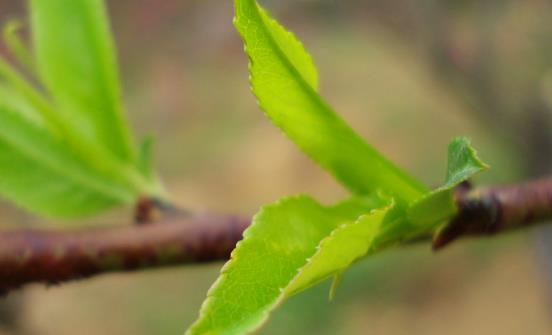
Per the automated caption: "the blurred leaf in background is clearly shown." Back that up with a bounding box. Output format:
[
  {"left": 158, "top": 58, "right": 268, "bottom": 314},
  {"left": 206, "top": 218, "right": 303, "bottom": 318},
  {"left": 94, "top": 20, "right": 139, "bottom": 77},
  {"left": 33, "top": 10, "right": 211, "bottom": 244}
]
[{"left": 0, "top": 0, "right": 163, "bottom": 219}]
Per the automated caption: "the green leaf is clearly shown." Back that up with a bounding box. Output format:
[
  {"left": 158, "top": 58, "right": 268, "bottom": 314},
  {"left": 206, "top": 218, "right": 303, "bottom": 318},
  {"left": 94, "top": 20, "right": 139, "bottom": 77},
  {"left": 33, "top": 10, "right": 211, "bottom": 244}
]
[
  {"left": 234, "top": 0, "right": 427, "bottom": 203},
  {"left": 0, "top": 84, "right": 43, "bottom": 126},
  {"left": 407, "top": 137, "right": 489, "bottom": 225},
  {"left": 30, "top": 0, "right": 135, "bottom": 162},
  {"left": 2, "top": 19, "right": 35, "bottom": 75},
  {"left": 285, "top": 201, "right": 393, "bottom": 297},
  {"left": 0, "top": 2, "right": 164, "bottom": 218},
  {"left": 187, "top": 195, "right": 392, "bottom": 335},
  {"left": 138, "top": 136, "right": 155, "bottom": 181},
  {"left": 0, "top": 90, "right": 134, "bottom": 218}
]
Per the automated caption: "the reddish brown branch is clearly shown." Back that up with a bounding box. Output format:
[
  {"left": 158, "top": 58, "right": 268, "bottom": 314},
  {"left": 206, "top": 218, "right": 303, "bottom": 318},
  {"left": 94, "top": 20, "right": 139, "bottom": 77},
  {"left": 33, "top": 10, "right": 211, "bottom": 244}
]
[
  {"left": 0, "top": 213, "right": 249, "bottom": 295},
  {"left": 1, "top": 178, "right": 552, "bottom": 295},
  {"left": 434, "top": 178, "right": 552, "bottom": 249}
]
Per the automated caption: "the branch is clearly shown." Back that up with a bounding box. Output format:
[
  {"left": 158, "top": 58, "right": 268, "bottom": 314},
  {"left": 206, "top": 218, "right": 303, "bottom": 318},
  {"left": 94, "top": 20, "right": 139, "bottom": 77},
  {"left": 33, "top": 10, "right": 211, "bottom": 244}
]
[
  {"left": 433, "top": 178, "right": 552, "bottom": 249},
  {"left": 1, "top": 178, "right": 552, "bottom": 295},
  {"left": 0, "top": 212, "right": 249, "bottom": 295}
]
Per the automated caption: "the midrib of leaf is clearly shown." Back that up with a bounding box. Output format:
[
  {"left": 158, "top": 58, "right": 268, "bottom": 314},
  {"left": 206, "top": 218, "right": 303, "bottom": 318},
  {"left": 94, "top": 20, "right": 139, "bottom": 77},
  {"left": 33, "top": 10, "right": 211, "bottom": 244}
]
[
  {"left": 0, "top": 84, "right": 44, "bottom": 126},
  {"left": 0, "top": 57, "right": 159, "bottom": 198},
  {"left": 0, "top": 57, "right": 63, "bottom": 134},
  {"left": 0, "top": 107, "right": 132, "bottom": 202},
  {"left": 1, "top": 136, "right": 131, "bottom": 202},
  {"left": 238, "top": 1, "right": 427, "bottom": 202},
  {"left": 30, "top": 0, "right": 136, "bottom": 162},
  {"left": 77, "top": 0, "right": 135, "bottom": 161}
]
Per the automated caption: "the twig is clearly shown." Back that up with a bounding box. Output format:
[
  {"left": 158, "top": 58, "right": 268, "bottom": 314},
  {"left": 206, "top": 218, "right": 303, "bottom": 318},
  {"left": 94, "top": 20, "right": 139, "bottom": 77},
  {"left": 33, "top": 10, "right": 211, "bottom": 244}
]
[
  {"left": 1, "top": 178, "right": 552, "bottom": 295},
  {"left": 0, "top": 212, "right": 249, "bottom": 295},
  {"left": 434, "top": 178, "right": 552, "bottom": 249}
]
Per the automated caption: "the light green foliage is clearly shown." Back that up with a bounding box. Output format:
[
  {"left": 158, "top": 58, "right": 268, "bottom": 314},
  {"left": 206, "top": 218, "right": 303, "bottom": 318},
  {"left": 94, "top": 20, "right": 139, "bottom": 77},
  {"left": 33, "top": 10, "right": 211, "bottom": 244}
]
[
  {"left": 442, "top": 137, "right": 489, "bottom": 188},
  {"left": 234, "top": 0, "right": 427, "bottom": 203},
  {"left": 284, "top": 201, "right": 393, "bottom": 297},
  {"left": 408, "top": 137, "right": 489, "bottom": 225},
  {"left": 138, "top": 136, "right": 156, "bottom": 182},
  {"left": 0, "top": 0, "right": 162, "bottom": 218},
  {"left": 0, "top": 0, "right": 492, "bottom": 332},
  {"left": 30, "top": 0, "right": 133, "bottom": 161},
  {"left": 0, "top": 99, "right": 132, "bottom": 217},
  {"left": 187, "top": 195, "right": 392, "bottom": 335},
  {"left": 2, "top": 20, "right": 34, "bottom": 75},
  {"left": 189, "top": 2, "right": 491, "bottom": 334}
]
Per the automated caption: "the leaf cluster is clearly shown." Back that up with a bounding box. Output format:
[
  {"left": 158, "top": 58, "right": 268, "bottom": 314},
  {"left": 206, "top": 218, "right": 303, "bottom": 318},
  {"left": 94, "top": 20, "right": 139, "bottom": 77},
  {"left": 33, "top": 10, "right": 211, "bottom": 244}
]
[
  {"left": 0, "top": 0, "right": 162, "bottom": 218},
  {"left": 187, "top": 1, "right": 489, "bottom": 334},
  {"left": 0, "top": 1, "right": 490, "bottom": 333}
]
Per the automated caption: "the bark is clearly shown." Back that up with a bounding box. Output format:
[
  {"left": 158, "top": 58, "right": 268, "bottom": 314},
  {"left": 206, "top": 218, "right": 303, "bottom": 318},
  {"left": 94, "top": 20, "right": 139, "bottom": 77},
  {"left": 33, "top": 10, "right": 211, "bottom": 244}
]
[
  {"left": 0, "top": 212, "right": 249, "bottom": 295},
  {"left": 1, "top": 178, "right": 552, "bottom": 294},
  {"left": 434, "top": 178, "right": 552, "bottom": 249}
]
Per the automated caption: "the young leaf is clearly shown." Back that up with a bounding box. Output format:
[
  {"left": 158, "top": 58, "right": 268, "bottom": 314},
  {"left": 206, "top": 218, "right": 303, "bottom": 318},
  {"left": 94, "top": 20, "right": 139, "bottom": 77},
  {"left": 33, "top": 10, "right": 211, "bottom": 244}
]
[
  {"left": 407, "top": 137, "right": 489, "bottom": 225},
  {"left": 0, "top": 84, "right": 43, "bottom": 126},
  {"left": 2, "top": 19, "right": 35, "bottom": 75},
  {"left": 30, "top": 0, "right": 135, "bottom": 162},
  {"left": 285, "top": 201, "right": 393, "bottom": 297},
  {"left": 138, "top": 136, "right": 155, "bottom": 181},
  {"left": 0, "top": 1, "right": 163, "bottom": 218},
  {"left": 234, "top": 0, "right": 427, "bottom": 203},
  {"left": 187, "top": 195, "right": 392, "bottom": 335},
  {"left": 0, "top": 93, "right": 134, "bottom": 218}
]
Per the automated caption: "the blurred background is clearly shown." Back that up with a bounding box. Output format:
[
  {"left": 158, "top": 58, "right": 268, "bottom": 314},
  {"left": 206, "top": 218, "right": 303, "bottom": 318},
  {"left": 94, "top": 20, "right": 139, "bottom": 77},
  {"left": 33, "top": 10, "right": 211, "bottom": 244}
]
[{"left": 1, "top": 0, "right": 552, "bottom": 334}]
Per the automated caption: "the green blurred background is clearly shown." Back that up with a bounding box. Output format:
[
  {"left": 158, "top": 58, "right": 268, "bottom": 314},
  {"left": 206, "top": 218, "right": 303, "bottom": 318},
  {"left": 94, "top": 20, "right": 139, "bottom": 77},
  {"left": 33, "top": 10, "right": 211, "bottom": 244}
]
[{"left": 1, "top": 0, "right": 552, "bottom": 334}]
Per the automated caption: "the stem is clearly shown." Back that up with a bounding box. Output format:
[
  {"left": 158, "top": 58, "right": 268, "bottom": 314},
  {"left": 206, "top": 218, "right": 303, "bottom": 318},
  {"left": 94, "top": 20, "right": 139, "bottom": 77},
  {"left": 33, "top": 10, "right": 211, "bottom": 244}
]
[
  {"left": 1, "top": 178, "right": 552, "bottom": 294},
  {"left": 433, "top": 178, "right": 552, "bottom": 249},
  {"left": 0, "top": 212, "right": 249, "bottom": 295}
]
